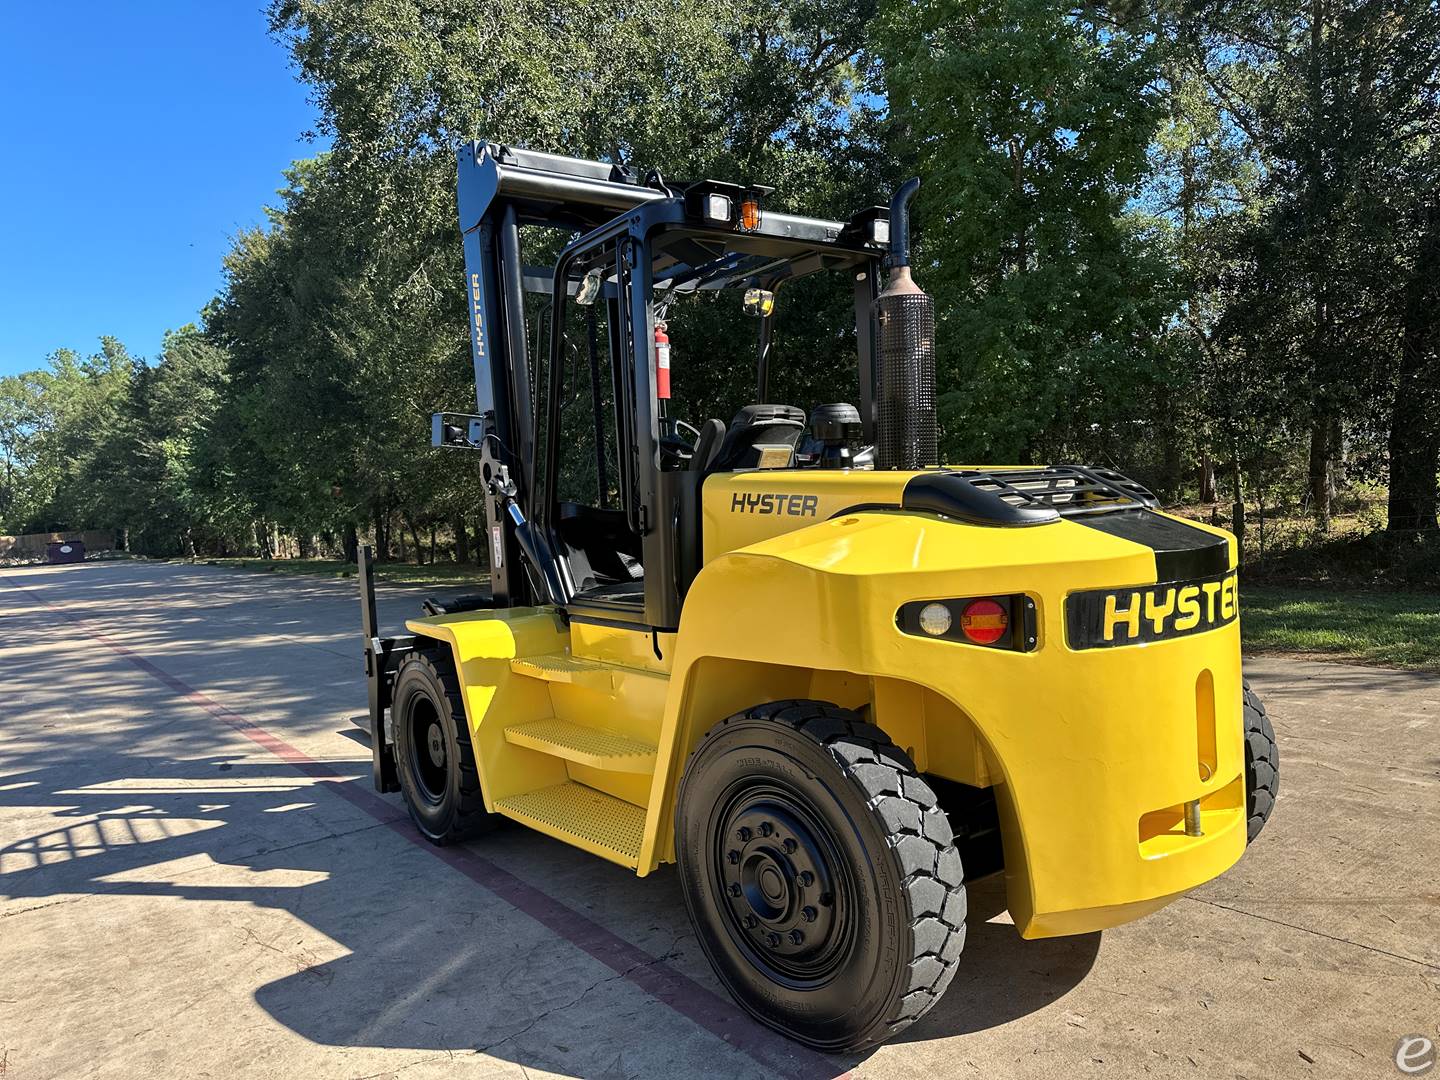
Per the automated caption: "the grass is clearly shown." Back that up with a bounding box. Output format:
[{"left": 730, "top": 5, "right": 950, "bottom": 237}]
[
  {"left": 1166, "top": 488, "right": 1439, "bottom": 669},
  {"left": 1242, "top": 584, "right": 1440, "bottom": 671},
  {"left": 178, "top": 556, "right": 489, "bottom": 590}
]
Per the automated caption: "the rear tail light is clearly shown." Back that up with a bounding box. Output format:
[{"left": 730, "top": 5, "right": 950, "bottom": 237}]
[
  {"left": 896, "top": 594, "right": 1037, "bottom": 651},
  {"left": 959, "top": 598, "right": 1008, "bottom": 645}
]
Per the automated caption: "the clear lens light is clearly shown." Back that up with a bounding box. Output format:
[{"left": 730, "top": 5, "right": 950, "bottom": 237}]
[
  {"left": 918, "top": 602, "right": 952, "bottom": 636},
  {"left": 706, "top": 193, "right": 731, "bottom": 222}
]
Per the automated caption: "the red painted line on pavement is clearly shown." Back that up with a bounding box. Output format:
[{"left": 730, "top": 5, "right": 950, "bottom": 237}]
[{"left": 1, "top": 574, "right": 849, "bottom": 1080}]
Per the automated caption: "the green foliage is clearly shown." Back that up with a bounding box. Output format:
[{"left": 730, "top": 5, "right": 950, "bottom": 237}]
[
  {"left": 203, "top": 154, "right": 480, "bottom": 553},
  {"left": 1174, "top": 2, "right": 1440, "bottom": 526},
  {"left": 877, "top": 0, "right": 1177, "bottom": 463},
  {"left": 1, "top": 340, "right": 137, "bottom": 534}
]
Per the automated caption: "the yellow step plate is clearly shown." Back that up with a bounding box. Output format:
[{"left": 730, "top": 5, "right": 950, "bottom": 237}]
[
  {"left": 493, "top": 782, "right": 645, "bottom": 868},
  {"left": 509, "top": 652, "right": 615, "bottom": 690},
  {"left": 504, "top": 718, "right": 657, "bottom": 774}
]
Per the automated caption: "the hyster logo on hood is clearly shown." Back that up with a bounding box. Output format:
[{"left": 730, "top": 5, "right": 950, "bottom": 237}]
[
  {"left": 730, "top": 491, "right": 820, "bottom": 517},
  {"left": 1066, "top": 571, "right": 1238, "bottom": 649}
]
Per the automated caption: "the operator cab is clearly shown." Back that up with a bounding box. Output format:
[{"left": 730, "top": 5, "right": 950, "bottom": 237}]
[{"left": 531, "top": 199, "right": 885, "bottom": 624}]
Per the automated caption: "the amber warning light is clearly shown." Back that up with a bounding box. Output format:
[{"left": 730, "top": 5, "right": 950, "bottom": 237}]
[{"left": 740, "top": 197, "right": 761, "bottom": 231}]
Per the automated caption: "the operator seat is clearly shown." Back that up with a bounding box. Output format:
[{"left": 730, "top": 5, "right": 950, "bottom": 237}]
[
  {"left": 688, "top": 418, "right": 726, "bottom": 472},
  {"left": 708, "top": 404, "right": 806, "bottom": 471}
]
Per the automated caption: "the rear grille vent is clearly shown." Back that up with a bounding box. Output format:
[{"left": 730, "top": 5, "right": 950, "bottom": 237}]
[{"left": 946, "top": 466, "right": 1158, "bottom": 518}]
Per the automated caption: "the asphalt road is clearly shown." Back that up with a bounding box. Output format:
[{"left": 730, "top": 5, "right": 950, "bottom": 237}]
[{"left": 1, "top": 560, "right": 1436, "bottom": 1079}]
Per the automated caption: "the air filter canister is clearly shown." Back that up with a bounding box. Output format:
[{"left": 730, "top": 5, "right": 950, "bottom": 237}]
[{"left": 875, "top": 264, "right": 937, "bottom": 470}]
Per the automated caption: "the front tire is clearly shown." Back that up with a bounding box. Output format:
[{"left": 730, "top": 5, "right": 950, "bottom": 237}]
[
  {"left": 1242, "top": 679, "right": 1279, "bottom": 843},
  {"left": 675, "top": 701, "right": 966, "bottom": 1052},
  {"left": 391, "top": 648, "right": 498, "bottom": 844}
]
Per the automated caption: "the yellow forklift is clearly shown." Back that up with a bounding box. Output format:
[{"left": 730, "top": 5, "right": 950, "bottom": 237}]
[{"left": 358, "top": 143, "right": 1280, "bottom": 1051}]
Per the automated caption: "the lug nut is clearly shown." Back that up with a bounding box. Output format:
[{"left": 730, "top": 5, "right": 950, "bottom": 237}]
[
  {"left": 766, "top": 933, "right": 781, "bottom": 948},
  {"left": 728, "top": 883, "right": 742, "bottom": 897},
  {"left": 736, "top": 826, "right": 752, "bottom": 842},
  {"left": 782, "top": 837, "right": 797, "bottom": 853},
  {"left": 759, "top": 821, "right": 773, "bottom": 837},
  {"left": 742, "top": 915, "right": 757, "bottom": 929},
  {"left": 801, "top": 906, "right": 817, "bottom": 922},
  {"left": 788, "top": 930, "right": 804, "bottom": 945},
  {"left": 727, "top": 849, "right": 740, "bottom": 865},
  {"left": 798, "top": 871, "right": 815, "bottom": 887}
]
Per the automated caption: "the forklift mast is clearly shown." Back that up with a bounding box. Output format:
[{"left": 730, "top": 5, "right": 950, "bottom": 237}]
[{"left": 450, "top": 143, "right": 667, "bottom": 607}]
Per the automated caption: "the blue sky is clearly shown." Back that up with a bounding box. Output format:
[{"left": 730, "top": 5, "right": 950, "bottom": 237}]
[{"left": 0, "top": 3, "right": 322, "bottom": 375}]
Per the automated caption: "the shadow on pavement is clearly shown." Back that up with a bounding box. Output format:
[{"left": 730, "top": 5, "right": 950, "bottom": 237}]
[{"left": 0, "top": 731, "right": 1099, "bottom": 1077}]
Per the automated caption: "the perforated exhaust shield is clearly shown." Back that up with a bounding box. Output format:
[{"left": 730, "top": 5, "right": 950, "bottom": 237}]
[{"left": 875, "top": 268, "right": 937, "bottom": 470}]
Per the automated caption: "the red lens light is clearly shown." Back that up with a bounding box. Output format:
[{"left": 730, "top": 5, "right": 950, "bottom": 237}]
[{"left": 960, "top": 598, "right": 1008, "bottom": 645}]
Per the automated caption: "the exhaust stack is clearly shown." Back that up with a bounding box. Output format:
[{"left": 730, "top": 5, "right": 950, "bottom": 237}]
[{"left": 874, "top": 178, "right": 937, "bottom": 471}]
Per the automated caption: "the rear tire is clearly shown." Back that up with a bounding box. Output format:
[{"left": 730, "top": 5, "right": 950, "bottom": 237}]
[
  {"left": 1242, "top": 679, "right": 1279, "bottom": 843},
  {"left": 675, "top": 700, "right": 966, "bottom": 1052},
  {"left": 391, "top": 647, "right": 499, "bottom": 844}
]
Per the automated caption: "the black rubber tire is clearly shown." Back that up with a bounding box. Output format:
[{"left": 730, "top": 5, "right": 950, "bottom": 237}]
[
  {"left": 675, "top": 700, "right": 966, "bottom": 1052},
  {"left": 1242, "top": 678, "right": 1279, "bottom": 843},
  {"left": 391, "top": 648, "right": 498, "bottom": 844}
]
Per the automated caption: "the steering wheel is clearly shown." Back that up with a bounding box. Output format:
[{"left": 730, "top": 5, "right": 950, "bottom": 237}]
[{"left": 659, "top": 416, "right": 701, "bottom": 469}]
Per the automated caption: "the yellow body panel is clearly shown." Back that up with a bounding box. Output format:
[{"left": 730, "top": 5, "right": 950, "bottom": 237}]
[{"left": 409, "top": 468, "right": 1248, "bottom": 937}]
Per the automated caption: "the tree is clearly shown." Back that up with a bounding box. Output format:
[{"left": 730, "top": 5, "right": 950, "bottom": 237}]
[
  {"left": 196, "top": 0, "right": 898, "bottom": 563},
  {"left": 876, "top": 0, "right": 1175, "bottom": 465},
  {"left": 0, "top": 374, "right": 39, "bottom": 528},
  {"left": 5, "top": 340, "right": 137, "bottom": 535},
  {"left": 118, "top": 326, "right": 232, "bottom": 554},
  {"left": 1387, "top": 195, "right": 1440, "bottom": 530},
  {"left": 1183, "top": 0, "right": 1440, "bottom": 531}
]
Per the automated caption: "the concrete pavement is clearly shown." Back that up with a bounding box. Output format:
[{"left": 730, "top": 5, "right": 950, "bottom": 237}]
[{"left": 0, "top": 560, "right": 1435, "bottom": 1079}]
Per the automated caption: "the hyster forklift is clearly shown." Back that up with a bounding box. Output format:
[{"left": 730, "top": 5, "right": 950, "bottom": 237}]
[{"left": 358, "top": 142, "right": 1280, "bottom": 1051}]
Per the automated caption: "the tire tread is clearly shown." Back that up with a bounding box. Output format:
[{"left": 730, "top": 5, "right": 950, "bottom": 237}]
[{"left": 1242, "top": 679, "right": 1279, "bottom": 844}]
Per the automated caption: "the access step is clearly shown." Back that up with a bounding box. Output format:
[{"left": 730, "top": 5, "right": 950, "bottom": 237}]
[
  {"left": 509, "top": 652, "right": 616, "bottom": 690},
  {"left": 504, "top": 718, "right": 657, "bottom": 774},
  {"left": 493, "top": 782, "right": 646, "bottom": 868}
]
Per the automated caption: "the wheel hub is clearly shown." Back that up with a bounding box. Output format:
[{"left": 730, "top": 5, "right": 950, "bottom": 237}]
[
  {"left": 426, "top": 722, "right": 446, "bottom": 769},
  {"left": 404, "top": 694, "right": 449, "bottom": 807},
  {"left": 718, "top": 801, "right": 840, "bottom": 970}
]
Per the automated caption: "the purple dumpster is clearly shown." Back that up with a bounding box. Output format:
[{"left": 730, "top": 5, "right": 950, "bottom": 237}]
[{"left": 46, "top": 540, "right": 86, "bottom": 564}]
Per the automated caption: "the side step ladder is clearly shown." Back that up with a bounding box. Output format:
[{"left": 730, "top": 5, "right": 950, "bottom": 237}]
[{"left": 493, "top": 650, "right": 665, "bottom": 868}]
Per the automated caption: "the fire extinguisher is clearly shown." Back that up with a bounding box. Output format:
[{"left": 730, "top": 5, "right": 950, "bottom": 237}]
[{"left": 654, "top": 319, "right": 671, "bottom": 407}]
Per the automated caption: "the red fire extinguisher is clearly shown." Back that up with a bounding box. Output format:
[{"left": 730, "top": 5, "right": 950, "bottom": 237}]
[{"left": 654, "top": 320, "right": 671, "bottom": 402}]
